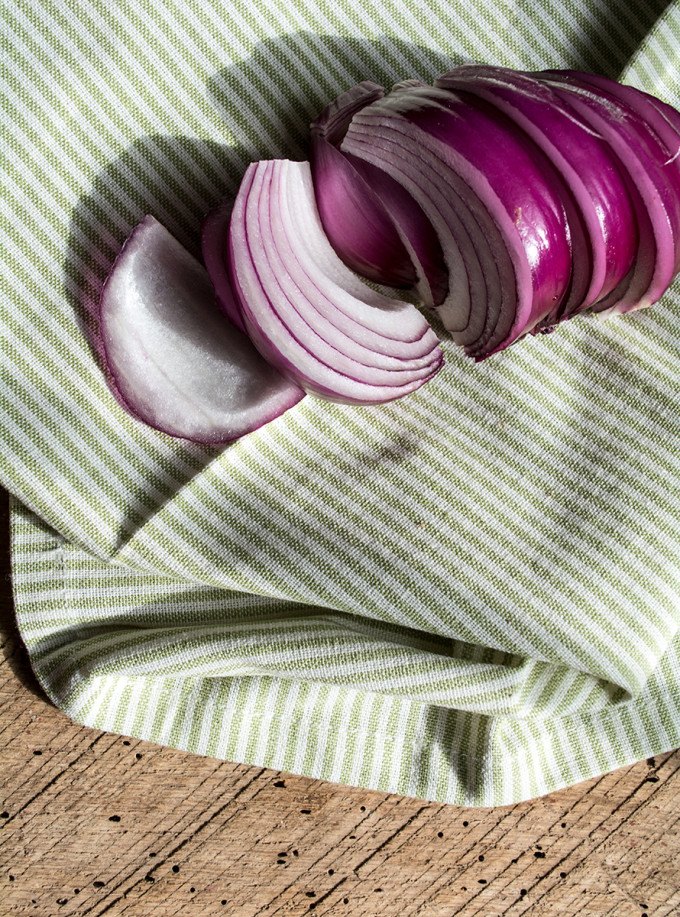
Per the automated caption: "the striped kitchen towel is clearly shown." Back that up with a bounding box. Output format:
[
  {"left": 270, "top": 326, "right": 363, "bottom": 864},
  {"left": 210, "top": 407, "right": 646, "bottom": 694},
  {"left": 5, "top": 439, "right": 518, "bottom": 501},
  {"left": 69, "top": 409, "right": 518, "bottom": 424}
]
[{"left": 1, "top": 0, "right": 679, "bottom": 805}]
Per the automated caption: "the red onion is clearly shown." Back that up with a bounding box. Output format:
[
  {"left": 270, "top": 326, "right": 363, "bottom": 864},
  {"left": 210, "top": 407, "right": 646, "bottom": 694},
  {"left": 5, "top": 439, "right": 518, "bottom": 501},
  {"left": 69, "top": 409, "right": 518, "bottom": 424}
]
[
  {"left": 342, "top": 150, "right": 450, "bottom": 307},
  {"left": 101, "top": 67, "right": 680, "bottom": 441},
  {"left": 311, "top": 82, "right": 417, "bottom": 288},
  {"left": 228, "top": 159, "right": 443, "bottom": 404},
  {"left": 100, "top": 215, "right": 304, "bottom": 442},
  {"left": 311, "top": 82, "right": 449, "bottom": 308},
  {"left": 543, "top": 71, "right": 680, "bottom": 192},
  {"left": 343, "top": 86, "right": 574, "bottom": 356},
  {"left": 534, "top": 69, "right": 680, "bottom": 315},
  {"left": 310, "top": 67, "right": 680, "bottom": 358},
  {"left": 435, "top": 66, "right": 637, "bottom": 320}
]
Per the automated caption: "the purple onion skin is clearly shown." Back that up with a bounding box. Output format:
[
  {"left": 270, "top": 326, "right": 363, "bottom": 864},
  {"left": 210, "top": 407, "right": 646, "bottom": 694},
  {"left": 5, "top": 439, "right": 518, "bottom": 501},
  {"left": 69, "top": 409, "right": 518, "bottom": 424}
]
[
  {"left": 655, "top": 95, "right": 680, "bottom": 139},
  {"left": 343, "top": 150, "right": 449, "bottom": 306},
  {"left": 535, "top": 71, "right": 680, "bottom": 248},
  {"left": 311, "top": 135, "right": 417, "bottom": 287},
  {"left": 201, "top": 200, "right": 247, "bottom": 333},
  {"left": 376, "top": 86, "right": 573, "bottom": 335},
  {"left": 436, "top": 66, "right": 637, "bottom": 318},
  {"left": 311, "top": 82, "right": 416, "bottom": 288},
  {"left": 543, "top": 71, "right": 680, "bottom": 220},
  {"left": 534, "top": 71, "right": 680, "bottom": 311}
]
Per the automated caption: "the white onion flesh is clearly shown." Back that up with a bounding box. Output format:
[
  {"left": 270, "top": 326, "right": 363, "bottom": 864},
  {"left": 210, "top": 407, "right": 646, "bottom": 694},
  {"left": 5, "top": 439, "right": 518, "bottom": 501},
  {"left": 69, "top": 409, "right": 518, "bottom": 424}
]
[
  {"left": 100, "top": 215, "right": 304, "bottom": 443},
  {"left": 228, "top": 160, "right": 443, "bottom": 404}
]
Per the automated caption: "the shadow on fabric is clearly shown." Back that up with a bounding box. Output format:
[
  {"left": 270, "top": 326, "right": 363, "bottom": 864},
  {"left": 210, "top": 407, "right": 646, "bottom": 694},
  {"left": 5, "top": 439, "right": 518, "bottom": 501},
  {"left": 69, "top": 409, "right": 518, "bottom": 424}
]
[
  {"left": 62, "top": 33, "right": 457, "bottom": 540},
  {"left": 535, "top": 0, "right": 671, "bottom": 78}
]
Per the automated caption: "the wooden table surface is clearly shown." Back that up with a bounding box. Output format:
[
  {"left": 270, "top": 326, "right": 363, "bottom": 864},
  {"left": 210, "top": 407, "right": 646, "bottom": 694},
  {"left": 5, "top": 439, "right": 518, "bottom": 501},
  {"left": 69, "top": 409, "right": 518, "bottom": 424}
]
[{"left": 1, "top": 487, "right": 678, "bottom": 917}]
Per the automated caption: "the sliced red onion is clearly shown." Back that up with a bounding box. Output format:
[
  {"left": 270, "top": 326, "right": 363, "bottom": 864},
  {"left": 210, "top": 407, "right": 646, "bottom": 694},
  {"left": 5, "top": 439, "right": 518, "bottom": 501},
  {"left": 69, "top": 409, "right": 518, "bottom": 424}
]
[
  {"left": 548, "top": 71, "right": 680, "bottom": 212},
  {"left": 343, "top": 119, "right": 518, "bottom": 356},
  {"left": 311, "top": 82, "right": 450, "bottom": 307},
  {"left": 228, "top": 160, "right": 443, "bottom": 404},
  {"left": 100, "top": 67, "right": 680, "bottom": 442},
  {"left": 266, "top": 163, "right": 439, "bottom": 370},
  {"left": 435, "top": 66, "right": 637, "bottom": 319},
  {"left": 201, "top": 198, "right": 246, "bottom": 332},
  {"left": 310, "top": 82, "right": 416, "bottom": 288},
  {"left": 252, "top": 173, "right": 439, "bottom": 383},
  {"left": 343, "top": 118, "right": 517, "bottom": 354},
  {"left": 534, "top": 71, "right": 680, "bottom": 314},
  {"left": 401, "top": 87, "right": 572, "bottom": 323},
  {"left": 313, "top": 68, "right": 680, "bottom": 359},
  {"left": 545, "top": 72, "right": 680, "bottom": 166},
  {"left": 342, "top": 151, "right": 450, "bottom": 307},
  {"left": 100, "top": 215, "right": 304, "bottom": 443},
  {"left": 344, "top": 87, "right": 573, "bottom": 356}
]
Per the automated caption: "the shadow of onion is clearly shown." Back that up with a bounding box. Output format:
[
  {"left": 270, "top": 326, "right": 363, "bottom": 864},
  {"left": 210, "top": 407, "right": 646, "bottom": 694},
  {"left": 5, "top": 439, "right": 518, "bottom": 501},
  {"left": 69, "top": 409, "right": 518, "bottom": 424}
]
[
  {"left": 207, "top": 32, "right": 459, "bottom": 162},
  {"left": 568, "top": 0, "right": 672, "bottom": 78},
  {"left": 62, "top": 32, "right": 457, "bottom": 539}
]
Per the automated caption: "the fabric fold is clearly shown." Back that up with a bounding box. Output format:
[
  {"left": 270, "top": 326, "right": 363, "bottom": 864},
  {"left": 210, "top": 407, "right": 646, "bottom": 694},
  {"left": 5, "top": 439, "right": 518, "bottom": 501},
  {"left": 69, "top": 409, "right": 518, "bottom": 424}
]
[
  {"left": 4, "top": 501, "right": 658, "bottom": 721},
  {"left": 11, "top": 499, "right": 680, "bottom": 806}
]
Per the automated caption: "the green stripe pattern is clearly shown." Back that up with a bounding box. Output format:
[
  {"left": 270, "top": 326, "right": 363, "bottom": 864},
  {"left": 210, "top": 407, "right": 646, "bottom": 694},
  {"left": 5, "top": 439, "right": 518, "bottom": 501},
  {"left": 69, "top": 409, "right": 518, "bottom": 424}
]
[{"left": 2, "top": 0, "right": 679, "bottom": 804}]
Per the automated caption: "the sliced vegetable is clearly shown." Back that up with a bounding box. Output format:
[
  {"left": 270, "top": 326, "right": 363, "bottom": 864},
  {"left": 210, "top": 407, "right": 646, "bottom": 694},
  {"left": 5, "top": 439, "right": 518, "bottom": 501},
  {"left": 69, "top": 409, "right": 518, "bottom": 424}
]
[
  {"left": 102, "top": 67, "right": 680, "bottom": 442},
  {"left": 342, "top": 150, "right": 450, "bottom": 307},
  {"left": 311, "top": 83, "right": 449, "bottom": 308},
  {"left": 342, "top": 119, "right": 509, "bottom": 355},
  {"left": 313, "top": 67, "right": 680, "bottom": 355},
  {"left": 311, "top": 82, "right": 417, "bottom": 288},
  {"left": 343, "top": 85, "right": 573, "bottom": 356},
  {"left": 435, "top": 66, "right": 637, "bottom": 320},
  {"left": 201, "top": 199, "right": 246, "bottom": 332},
  {"left": 100, "top": 215, "right": 304, "bottom": 443},
  {"left": 228, "top": 159, "right": 443, "bottom": 403},
  {"left": 533, "top": 69, "right": 680, "bottom": 314},
  {"left": 542, "top": 71, "right": 680, "bottom": 187}
]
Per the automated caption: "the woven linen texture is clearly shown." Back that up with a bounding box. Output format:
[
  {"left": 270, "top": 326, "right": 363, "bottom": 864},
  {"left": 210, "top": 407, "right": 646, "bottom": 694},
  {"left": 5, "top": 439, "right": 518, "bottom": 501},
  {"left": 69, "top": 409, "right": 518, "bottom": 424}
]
[{"left": 2, "top": 0, "right": 679, "bottom": 803}]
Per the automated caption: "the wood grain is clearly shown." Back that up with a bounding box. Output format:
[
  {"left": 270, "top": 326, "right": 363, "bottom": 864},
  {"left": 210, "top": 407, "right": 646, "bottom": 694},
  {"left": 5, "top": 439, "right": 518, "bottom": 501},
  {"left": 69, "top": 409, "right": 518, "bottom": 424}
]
[{"left": 1, "top": 486, "right": 678, "bottom": 917}]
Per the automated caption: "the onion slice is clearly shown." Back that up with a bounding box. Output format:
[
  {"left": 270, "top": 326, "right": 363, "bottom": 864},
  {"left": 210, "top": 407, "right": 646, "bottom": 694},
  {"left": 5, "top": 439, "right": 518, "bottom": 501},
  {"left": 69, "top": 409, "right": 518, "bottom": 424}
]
[
  {"left": 544, "top": 71, "right": 680, "bottom": 186},
  {"left": 228, "top": 160, "right": 443, "bottom": 404},
  {"left": 436, "top": 66, "right": 637, "bottom": 319},
  {"left": 342, "top": 150, "right": 450, "bottom": 307},
  {"left": 534, "top": 70, "right": 680, "bottom": 313},
  {"left": 100, "top": 215, "right": 304, "bottom": 443},
  {"left": 343, "top": 115, "right": 515, "bottom": 356},
  {"left": 201, "top": 198, "right": 246, "bottom": 332},
  {"left": 310, "top": 82, "right": 417, "bottom": 288},
  {"left": 311, "top": 82, "right": 450, "bottom": 306},
  {"left": 343, "top": 87, "right": 573, "bottom": 356}
]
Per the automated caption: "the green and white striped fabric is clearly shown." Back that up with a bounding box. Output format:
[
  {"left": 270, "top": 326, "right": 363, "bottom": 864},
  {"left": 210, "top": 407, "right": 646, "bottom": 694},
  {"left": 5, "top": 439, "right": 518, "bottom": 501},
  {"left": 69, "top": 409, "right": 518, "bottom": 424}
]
[{"left": 2, "top": 0, "right": 679, "bottom": 805}]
